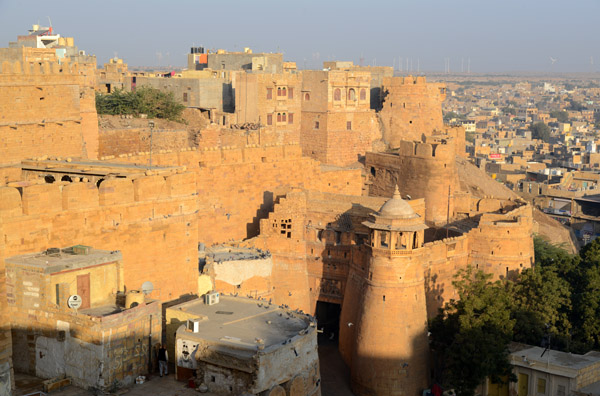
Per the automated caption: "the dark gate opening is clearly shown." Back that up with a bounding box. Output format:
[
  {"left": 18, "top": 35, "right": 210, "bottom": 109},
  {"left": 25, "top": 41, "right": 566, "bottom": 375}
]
[{"left": 315, "top": 301, "right": 341, "bottom": 345}]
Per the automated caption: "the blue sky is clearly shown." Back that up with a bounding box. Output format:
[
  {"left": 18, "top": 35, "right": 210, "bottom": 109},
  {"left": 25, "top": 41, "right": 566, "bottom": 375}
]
[{"left": 0, "top": 0, "right": 599, "bottom": 73}]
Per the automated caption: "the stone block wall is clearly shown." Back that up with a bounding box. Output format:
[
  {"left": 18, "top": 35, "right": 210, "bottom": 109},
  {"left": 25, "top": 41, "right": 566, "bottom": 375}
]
[
  {"left": 0, "top": 222, "right": 13, "bottom": 396},
  {"left": 0, "top": 173, "right": 199, "bottom": 301},
  {"left": 109, "top": 144, "right": 363, "bottom": 245},
  {"left": 0, "top": 61, "right": 86, "bottom": 166},
  {"left": 466, "top": 204, "right": 534, "bottom": 280},
  {"left": 366, "top": 139, "right": 458, "bottom": 224},
  {"left": 379, "top": 76, "right": 446, "bottom": 147},
  {"left": 8, "top": 295, "right": 160, "bottom": 389},
  {"left": 98, "top": 128, "right": 189, "bottom": 157}
]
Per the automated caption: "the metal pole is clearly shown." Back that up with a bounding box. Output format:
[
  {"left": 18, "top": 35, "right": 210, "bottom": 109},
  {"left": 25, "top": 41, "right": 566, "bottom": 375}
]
[{"left": 149, "top": 121, "right": 154, "bottom": 166}]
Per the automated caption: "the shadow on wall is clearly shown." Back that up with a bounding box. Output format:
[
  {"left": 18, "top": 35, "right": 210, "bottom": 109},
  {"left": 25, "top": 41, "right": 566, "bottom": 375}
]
[
  {"left": 9, "top": 323, "right": 160, "bottom": 393},
  {"left": 247, "top": 191, "right": 286, "bottom": 240}
]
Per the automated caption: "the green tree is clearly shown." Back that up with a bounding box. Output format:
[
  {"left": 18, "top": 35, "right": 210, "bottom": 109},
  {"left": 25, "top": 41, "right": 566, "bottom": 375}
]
[
  {"left": 567, "top": 99, "right": 585, "bottom": 111},
  {"left": 429, "top": 267, "right": 515, "bottom": 396},
  {"left": 529, "top": 122, "right": 551, "bottom": 142},
  {"left": 502, "top": 107, "right": 516, "bottom": 116},
  {"left": 569, "top": 239, "right": 600, "bottom": 352},
  {"left": 511, "top": 266, "right": 571, "bottom": 348},
  {"left": 550, "top": 110, "right": 569, "bottom": 123},
  {"left": 96, "top": 87, "right": 185, "bottom": 121}
]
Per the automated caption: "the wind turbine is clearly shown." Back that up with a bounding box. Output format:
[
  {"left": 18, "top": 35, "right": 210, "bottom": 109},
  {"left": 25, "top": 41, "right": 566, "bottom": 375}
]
[{"left": 549, "top": 57, "right": 558, "bottom": 72}]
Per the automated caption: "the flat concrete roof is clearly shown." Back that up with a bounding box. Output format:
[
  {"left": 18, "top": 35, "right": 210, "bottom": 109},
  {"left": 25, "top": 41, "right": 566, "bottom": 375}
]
[
  {"left": 174, "top": 296, "right": 313, "bottom": 351},
  {"left": 512, "top": 345, "right": 600, "bottom": 376},
  {"left": 206, "top": 246, "right": 270, "bottom": 263},
  {"left": 6, "top": 247, "right": 122, "bottom": 274},
  {"left": 20, "top": 159, "right": 183, "bottom": 178}
]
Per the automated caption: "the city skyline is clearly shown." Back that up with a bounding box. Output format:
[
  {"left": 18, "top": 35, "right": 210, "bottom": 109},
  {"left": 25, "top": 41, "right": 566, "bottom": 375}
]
[{"left": 0, "top": 0, "right": 599, "bottom": 73}]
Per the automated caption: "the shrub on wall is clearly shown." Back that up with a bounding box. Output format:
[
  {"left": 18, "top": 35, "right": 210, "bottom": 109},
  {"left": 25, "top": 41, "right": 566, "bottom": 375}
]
[{"left": 96, "top": 87, "right": 185, "bottom": 121}]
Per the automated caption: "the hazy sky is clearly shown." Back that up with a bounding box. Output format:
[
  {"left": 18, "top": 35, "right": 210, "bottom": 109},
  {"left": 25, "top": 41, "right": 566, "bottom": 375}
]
[{"left": 1, "top": 0, "right": 599, "bottom": 73}]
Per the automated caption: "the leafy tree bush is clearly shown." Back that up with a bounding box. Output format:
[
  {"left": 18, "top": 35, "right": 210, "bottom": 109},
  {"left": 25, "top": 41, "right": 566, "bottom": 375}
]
[
  {"left": 96, "top": 87, "right": 185, "bottom": 121},
  {"left": 502, "top": 107, "right": 516, "bottom": 116},
  {"left": 529, "top": 122, "right": 551, "bottom": 142},
  {"left": 550, "top": 110, "right": 569, "bottom": 123},
  {"left": 429, "top": 268, "right": 515, "bottom": 396},
  {"left": 429, "top": 237, "right": 600, "bottom": 394}
]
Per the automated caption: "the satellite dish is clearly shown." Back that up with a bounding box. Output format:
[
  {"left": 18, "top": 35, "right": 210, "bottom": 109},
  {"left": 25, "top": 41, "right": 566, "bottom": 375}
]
[
  {"left": 141, "top": 281, "right": 154, "bottom": 295},
  {"left": 67, "top": 295, "right": 82, "bottom": 310}
]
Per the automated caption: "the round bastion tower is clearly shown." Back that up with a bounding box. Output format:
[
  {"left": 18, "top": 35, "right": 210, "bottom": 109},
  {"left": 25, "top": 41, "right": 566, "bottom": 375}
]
[{"left": 350, "top": 186, "right": 430, "bottom": 396}]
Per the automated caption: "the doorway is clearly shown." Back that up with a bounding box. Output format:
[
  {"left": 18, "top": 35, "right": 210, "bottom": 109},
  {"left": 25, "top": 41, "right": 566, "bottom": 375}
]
[{"left": 315, "top": 301, "right": 341, "bottom": 345}]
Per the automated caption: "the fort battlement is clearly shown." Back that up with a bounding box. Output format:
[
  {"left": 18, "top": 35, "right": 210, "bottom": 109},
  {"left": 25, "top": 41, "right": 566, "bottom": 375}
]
[
  {"left": 110, "top": 143, "right": 304, "bottom": 168},
  {"left": 0, "top": 60, "right": 80, "bottom": 76},
  {"left": 0, "top": 171, "right": 196, "bottom": 219},
  {"left": 383, "top": 75, "right": 428, "bottom": 86},
  {"left": 396, "top": 138, "right": 456, "bottom": 160}
]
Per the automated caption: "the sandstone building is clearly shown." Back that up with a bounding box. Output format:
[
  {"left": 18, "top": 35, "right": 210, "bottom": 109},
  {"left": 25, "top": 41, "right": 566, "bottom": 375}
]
[
  {"left": 5, "top": 247, "right": 161, "bottom": 389},
  {"left": 300, "top": 70, "right": 380, "bottom": 166},
  {"left": 0, "top": 32, "right": 552, "bottom": 396},
  {"left": 168, "top": 296, "right": 320, "bottom": 395}
]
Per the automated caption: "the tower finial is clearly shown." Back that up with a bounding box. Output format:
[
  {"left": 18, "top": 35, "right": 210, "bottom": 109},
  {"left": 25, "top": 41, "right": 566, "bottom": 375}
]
[{"left": 393, "top": 185, "right": 401, "bottom": 199}]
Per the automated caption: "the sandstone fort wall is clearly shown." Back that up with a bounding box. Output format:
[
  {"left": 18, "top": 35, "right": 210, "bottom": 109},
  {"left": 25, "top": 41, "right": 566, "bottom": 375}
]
[
  {"left": 0, "top": 173, "right": 199, "bottom": 301},
  {"left": 0, "top": 61, "right": 85, "bottom": 165},
  {"left": 379, "top": 76, "right": 445, "bottom": 147},
  {"left": 366, "top": 139, "right": 457, "bottom": 224},
  {"left": 98, "top": 128, "right": 189, "bottom": 157},
  {"left": 110, "top": 144, "right": 362, "bottom": 245}
]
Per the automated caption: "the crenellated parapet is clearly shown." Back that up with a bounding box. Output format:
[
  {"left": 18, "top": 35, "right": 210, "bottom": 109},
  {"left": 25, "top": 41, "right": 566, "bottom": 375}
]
[
  {"left": 0, "top": 171, "right": 196, "bottom": 219},
  {"left": 467, "top": 203, "right": 534, "bottom": 280},
  {"left": 0, "top": 60, "right": 80, "bottom": 76},
  {"left": 107, "top": 143, "right": 304, "bottom": 168}
]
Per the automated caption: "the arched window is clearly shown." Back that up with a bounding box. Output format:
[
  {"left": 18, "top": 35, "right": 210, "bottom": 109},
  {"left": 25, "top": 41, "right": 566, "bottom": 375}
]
[
  {"left": 277, "top": 113, "right": 282, "bottom": 122},
  {"left": 304, "top": 93, "right": 310, "bottom": 101},
  {"left": 348, "top": 88, "right": 356, "bottom": 101},
  {"left": 277, "top": 87, "right": 282, "bottom": 96},
  {"left": 360, "top": 89, "right": 366, "bottom": 101},
  {"left": 334, "top": 88, "right": 341, "bottom": 101},
  {"left": 282, "top": 113, "right": 287, "bottom": 122},
  {"left": 282, "top": 87, "right": 287, "bottom": 97}
]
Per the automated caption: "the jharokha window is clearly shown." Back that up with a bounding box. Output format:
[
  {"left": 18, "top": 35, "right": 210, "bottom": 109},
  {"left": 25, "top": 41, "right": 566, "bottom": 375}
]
[
  {"left": 334, "top": 88, "right": 341, "bottom": 101},
  {"left": 360, "top": 88, "right": 367, "bottom": 101},
  {"left": 348, "top": 88, "right": 356, "bottom": 101}
]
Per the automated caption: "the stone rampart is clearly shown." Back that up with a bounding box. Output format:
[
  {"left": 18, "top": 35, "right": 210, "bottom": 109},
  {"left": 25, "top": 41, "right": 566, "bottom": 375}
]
[
  {"left": 0, "top": 61, "right": 88, "bottom": 165},
  {"left": 0, "top": 173, "right": 198, "bottom": 301},
  {"left": 99, "top": 128, "right": 189, "bottom": 157},
  {"left": 467, "top": 204, "right": 534, "bottom": 280},
  {"left": 367, "top": 139, "right": 458, "bottom": 224},
  {"left": 379, "top": 75, "right": 446, "bottom": 146},
  {"left": 108, "top": 144, "right": 362, "bottom": 245}
]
